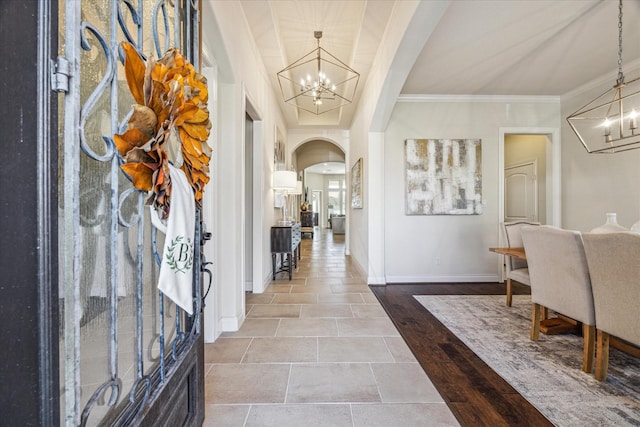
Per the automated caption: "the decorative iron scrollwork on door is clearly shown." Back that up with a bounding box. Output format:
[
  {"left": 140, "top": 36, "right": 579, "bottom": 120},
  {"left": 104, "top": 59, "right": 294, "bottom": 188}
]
[{"left": 60, "top": 1, "right": 206, "bottom": 425}]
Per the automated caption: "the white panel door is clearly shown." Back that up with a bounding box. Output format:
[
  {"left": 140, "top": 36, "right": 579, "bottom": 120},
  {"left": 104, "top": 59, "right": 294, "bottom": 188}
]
[{"left": 505, "top": 162, "right": 537, "bottom": 222}]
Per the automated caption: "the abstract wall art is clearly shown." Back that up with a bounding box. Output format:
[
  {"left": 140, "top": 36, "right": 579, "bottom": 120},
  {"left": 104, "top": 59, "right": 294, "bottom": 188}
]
[
  {"left": 274, "top": 125, "right": 285, "bottom": 169},
  {"left": 351, "top": 157, "right": 363, "bottom": 209},
  {"left": 405, "top": 138, "right": 482, "bottom": 215}
]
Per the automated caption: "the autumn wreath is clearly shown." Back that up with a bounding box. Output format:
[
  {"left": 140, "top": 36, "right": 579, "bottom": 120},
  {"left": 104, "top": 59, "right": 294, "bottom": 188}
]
[{"left": 114, "top": 42, "right": 211, "bottom": 219}]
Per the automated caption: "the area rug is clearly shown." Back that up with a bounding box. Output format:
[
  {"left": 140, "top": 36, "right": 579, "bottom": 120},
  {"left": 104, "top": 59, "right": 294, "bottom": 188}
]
[{"left": 414, "top": 294, "right": 640, "bottom": 426}]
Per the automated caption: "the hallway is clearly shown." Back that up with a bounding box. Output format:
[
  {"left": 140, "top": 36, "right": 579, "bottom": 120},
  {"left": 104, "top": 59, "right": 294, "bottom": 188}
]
[{"left": 202, "top": 228, "right": 459, "bottom": 426}]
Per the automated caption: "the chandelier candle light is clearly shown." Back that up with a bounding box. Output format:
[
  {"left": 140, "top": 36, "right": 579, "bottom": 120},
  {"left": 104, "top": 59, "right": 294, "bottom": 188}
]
[
  {"left": 277, "top": 31, "right": 359, "bottom": 115},
  {"left": 567, "top": 0, "right": 640, "bottom": 153}
]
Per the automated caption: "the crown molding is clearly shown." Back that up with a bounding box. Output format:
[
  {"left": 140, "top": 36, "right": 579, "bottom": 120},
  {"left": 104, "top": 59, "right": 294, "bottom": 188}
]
[{"left": 398, "top": 94, "right": 561, "bottom": 103}]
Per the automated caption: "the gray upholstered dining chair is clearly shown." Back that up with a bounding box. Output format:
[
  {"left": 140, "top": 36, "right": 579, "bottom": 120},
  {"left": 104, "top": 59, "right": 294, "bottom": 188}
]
[
  {"left": 501, "top": 221, "right": 539, "bottom": 306},
  {"left": 521, "top": 225, "right": 596, "bottom": 373},
  {"left": 582, "top": 232, "right": 640, "bottom": 381}
]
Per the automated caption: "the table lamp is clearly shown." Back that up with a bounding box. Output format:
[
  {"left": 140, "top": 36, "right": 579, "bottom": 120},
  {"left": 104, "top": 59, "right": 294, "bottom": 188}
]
[{"left": 273, "top": 170, "right": 297, "bottom": 224}]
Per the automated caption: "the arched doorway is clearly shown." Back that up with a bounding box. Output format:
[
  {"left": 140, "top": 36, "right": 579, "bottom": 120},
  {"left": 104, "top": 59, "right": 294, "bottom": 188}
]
[{"left": 293, "top": 140, "right": 346, "bottom": 234}]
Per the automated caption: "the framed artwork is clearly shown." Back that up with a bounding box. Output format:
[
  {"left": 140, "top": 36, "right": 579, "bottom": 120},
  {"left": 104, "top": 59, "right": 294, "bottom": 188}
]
[
  {"left": 274, "top": 125, "right": 285, "bottom": 170},
  {"left": 351, "top": 157, "right": 363, "bottom": 209},
  {"left": 405, "top": 139, "right": 482, "bottom": 215}
]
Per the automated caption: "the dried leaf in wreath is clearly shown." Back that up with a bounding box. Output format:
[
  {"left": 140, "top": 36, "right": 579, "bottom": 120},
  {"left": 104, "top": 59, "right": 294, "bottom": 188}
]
[{"left": 121, "top": 43, "right": 146, "bottom": 106}]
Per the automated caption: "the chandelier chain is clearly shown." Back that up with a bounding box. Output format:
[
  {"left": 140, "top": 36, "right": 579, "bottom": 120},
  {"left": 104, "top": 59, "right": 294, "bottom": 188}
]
[
  {"left": 567, "top": 0, "right": 640, "bottom": 154},
  {"left": 617, "top": 0, "right": 624, "bottom": 85}
]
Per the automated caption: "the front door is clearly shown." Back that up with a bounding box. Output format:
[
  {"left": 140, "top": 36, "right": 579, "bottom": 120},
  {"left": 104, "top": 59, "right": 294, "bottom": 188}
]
[
  {"left": 1, "top": 2, "right": 208, "bottom": 425},
  {"left": 57, "top": 1, "right": 206, "bottom": 425},
  {"left": 3, "top": 1, "right": 208, "bottom": 425}
]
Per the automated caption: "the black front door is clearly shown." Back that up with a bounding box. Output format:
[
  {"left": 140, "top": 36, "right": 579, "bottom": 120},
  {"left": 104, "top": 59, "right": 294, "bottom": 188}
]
[{"left": 0, "top": 1, "right": 206, "bottom": 425}]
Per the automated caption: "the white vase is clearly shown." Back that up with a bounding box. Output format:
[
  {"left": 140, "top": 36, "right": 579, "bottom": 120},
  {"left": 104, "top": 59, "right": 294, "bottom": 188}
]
[
  {"left": 631, "top": 219, "right": 640, "bottom": 233},
  {"left": 590, "top": 212, "right": 628, "bottom": 234}
]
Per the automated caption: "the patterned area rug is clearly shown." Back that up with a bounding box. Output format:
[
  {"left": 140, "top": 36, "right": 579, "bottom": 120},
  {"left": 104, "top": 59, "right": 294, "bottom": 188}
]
[{"left": 414, "top": 294, "right": 640, "bottom": 426}]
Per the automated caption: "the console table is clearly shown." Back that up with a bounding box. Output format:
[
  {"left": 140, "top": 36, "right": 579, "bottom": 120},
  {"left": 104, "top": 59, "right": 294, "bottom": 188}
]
[
  {"left": 300, "top": 211, "right": 318, "bottom": 237},
  {"left": 271, "top": 223, "right": 301, "bottom": 280}
]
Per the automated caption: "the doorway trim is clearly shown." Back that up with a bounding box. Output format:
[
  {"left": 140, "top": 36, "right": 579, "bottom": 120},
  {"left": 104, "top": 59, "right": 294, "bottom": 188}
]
[
  {"left": 244, "top": 112, "right": 254, "bottom": 292},
  {"left": 499, "top": 127, "right": 561, "bottom": 230},
  {"left": 244, "top": 96, "right": 265, "bottom": 294}
]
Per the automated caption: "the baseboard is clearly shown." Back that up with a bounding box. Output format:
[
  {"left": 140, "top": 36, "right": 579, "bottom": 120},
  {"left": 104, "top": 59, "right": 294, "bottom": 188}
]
[
  {"left": 220, "top": 313, "right": 245, "bottom": 332},
  {"left": 249, "top": 274, "right": 270, "bottom": 294},
  {"left": 385, "top": 274, "right": 499, "bottom": 283},
  {"left": 368, "top": 276, "right": 386, "bottom": 285},
  {"left": 203, "top": 313, "right": 220, "bottom": 343}
]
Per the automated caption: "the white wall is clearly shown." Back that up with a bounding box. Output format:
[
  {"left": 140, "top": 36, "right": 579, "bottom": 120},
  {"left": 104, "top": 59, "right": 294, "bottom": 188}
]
[
  {"left": 384, "top": 98, "right": 560, "bottom": 283},
  {"left": 349, "top": 0, "right": 451, "bottom": 284},
  {"left": 201, "top": 1, "right": 287, "bottom": 339}
]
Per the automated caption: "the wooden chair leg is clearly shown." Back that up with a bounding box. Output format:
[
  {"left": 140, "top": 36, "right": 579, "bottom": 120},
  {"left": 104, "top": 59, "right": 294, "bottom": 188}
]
[
  {"left": 531, "top": 303, "right": 541, "bottom": 341},
  {"left": 582, "top": 324, "right": 595, "bottom": 373},
  {"left": 506, "top": 278, "right": 512, "bottom": 307},
  {"left": 595, "top": 329, "right": 610, "bottom": 381},
  {"left": 541, "top": 306, "right": 549, "bottom": 321}
]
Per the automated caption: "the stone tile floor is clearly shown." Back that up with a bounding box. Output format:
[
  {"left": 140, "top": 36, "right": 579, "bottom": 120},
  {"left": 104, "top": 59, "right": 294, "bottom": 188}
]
[{"left": 203, "top": 228, "right": 459, "bottom": 426}]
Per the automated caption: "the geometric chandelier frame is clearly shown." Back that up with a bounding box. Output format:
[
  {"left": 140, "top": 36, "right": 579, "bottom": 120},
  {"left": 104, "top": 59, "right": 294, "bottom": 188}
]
[
  {"left": 567, "top": 0, "right": 640, "bottom": 154},
  {"left": 567, "top": 75, "right": 640, "bottom": 154},
  {"left": 277, "top": 31, "right": 360, "bottom": 115}
]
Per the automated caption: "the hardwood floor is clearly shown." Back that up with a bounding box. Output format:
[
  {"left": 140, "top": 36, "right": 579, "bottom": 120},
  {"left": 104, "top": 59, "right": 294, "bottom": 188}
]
[{"left": 371, "top": 283, "right": 554, "bottom": 427}]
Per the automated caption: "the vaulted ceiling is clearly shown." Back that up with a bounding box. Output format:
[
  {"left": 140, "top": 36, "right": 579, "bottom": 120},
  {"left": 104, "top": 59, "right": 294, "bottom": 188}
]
[{"left": 239, "top": 0, "right": 640, "bottom": 130}]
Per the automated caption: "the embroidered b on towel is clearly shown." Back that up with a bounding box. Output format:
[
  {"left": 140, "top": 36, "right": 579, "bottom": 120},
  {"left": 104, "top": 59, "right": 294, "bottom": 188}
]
[{"left": 152, "top": 164, "right": 196, "bottom": 315}]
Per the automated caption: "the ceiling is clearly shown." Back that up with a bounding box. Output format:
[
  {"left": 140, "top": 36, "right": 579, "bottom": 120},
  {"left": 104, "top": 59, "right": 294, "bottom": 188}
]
[
  {"left": 240, "top": 0, "right": 640, "bottom": 130},
  {"left": 305, "top": 161, "right": 346, "bottom": 175}
]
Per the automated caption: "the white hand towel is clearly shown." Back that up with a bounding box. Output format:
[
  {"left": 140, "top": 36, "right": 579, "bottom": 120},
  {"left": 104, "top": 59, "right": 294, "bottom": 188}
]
[{"left": 151, "top": 163, "right": 196, "bottom": 315}]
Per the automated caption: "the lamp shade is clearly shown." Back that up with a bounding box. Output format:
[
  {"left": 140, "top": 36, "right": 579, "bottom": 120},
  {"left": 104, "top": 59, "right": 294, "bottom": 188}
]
[
  {"left": 273, "top": 170, "right": 297, "bottom": 190},
  {"left": 290, "top": 181, "right": 303, "bottom": 195}
]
